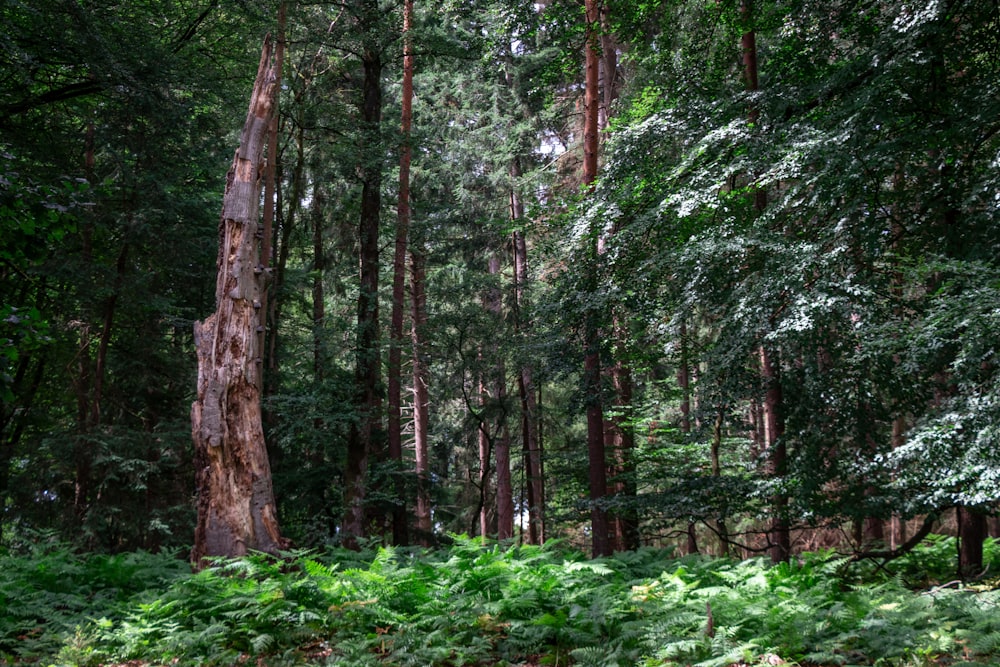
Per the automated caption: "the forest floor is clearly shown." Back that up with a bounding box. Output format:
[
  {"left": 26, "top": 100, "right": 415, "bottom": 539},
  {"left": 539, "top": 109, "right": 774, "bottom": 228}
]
[{"left": 1, "top": 534, "right": 998, "bottom": 666}]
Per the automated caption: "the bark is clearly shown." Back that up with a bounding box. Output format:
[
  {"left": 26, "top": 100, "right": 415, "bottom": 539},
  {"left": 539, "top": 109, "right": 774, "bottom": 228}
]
[
  {"left": 582, "top": 0, "right": 600, "bottom": 187},
  {"left": 496, "top": 412, "right": 514, "bottom": 541},
  {"left": 486, "top": 254, "right": 514, "bottom": 541},
  {"left": 411, "top": 241, "right": 432, "bottom": 541},
  {"left": 511, "top": 194, "right": 544, "bottom": 544},
  {"left": 504, "top": 42, "right": 545, "bottom": 544},
  {"left": 267, "top": 116, "right": 303, "bottom": 394},
  {"left": 598, "top": 2, "right": 619, "bottom": 134},
  {"left": 312, "top": 186, "right": 327, "bottom": 379},
  {"left": 679, "top": 320, "right": 698, "bottom": 555},
  {"left": 386, "top": 0, "right": 415, "bottom": 547},
  {"left": 711, "top": 408, "right": 730, "bottom": 557},
  {"left": 342, "top": 37, "right": 385, "bottom": 549},
  {"left": 261, "top": 2, "right": 285, "bottom": 272},
  {"left": 478, "top": 363, "right": 492, "bottom": 540},
  {"left": 191, "top": 37, "right": 285, "bottom": 566},
  {"left": 258, "top": 1, "right": 285, "bottom": 394},
  {"left": 610, "top": 356, "right": 639, "bottom": 551},
  {"left": 760, "top": 344, "right": 790, "bottom": 563},
  {"left": 958, "top": 506, "right": 987, "bottom": 578},
  {"left": 591, "top": 2, "right": 634, "bottom": 554},
  {"left": 583, "top": 0, "right": 610, "bottom": 558}
]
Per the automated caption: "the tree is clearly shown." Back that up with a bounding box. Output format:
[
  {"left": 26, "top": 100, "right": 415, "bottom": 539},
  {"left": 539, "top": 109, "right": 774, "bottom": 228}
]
[
  {"left": 191, "top": 36, "right": 285, "bottom": 565},
  {"left": 386, "top": 0, "right": 416, "bottom": 547},
  {"left": 342, "top": 0, "right": 390, "bottom": 548},
  {"left": 582, "top": 0, "right": 611, "bottom": 558}
]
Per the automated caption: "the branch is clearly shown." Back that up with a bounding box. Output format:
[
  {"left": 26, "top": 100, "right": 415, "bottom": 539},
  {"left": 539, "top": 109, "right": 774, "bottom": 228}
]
[
  {"left": 2, "top": 80, "right": 104, "bottom": 117},
  {"left": 850, "top": 513, "right": 938, "bottom": 562},
  {"left": 172, "top": 0, "right": 220, "bottom": 53}
]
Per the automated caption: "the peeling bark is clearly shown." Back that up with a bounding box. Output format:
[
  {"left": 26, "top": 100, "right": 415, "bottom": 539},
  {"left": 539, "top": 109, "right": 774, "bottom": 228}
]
[{"left": 191, "top": 36, "right": 285, "bottom": 567}]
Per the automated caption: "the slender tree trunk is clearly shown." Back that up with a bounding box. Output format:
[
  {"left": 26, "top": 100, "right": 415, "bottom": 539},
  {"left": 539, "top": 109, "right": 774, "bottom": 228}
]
[
  {"left": 259, "top": 1, "right": 285, "bottom": 391},
  {"left": 760, "top": 345, "right": 790, "bottom": 563},
  {"left": 486, "top": 254, "right": 514, "bottom": 540},
  {"left": 958, "top": 506, "right": 987, "bottom": 578},
  {"left": 495, "top": 408, "right": 514, "bottom": 541},
  {"left": 598, "top": 2, "right": 619, "bottom": 136},
  {"left": 503, "top": 39, "right": 545, "bottom": 544},
  {"left": 312, "top": 186, "right": 327, "bottom": 379},
  {"left": 711, "top": 408, "right": 730, "bottom": 557},
  {"left": 411, "top": 241, "right": 432, "bottom": 542},
  {"left": 386, "top": 0, "right": 415, "bottom": 547},
  {"left": 610, "top": 356, "right": 639, "bottom": 551},
  {"left": 889, "top": 416, "right": 907, "bottom": 549},
  {"left": 511, "top": 204, "right": 544, "bottom": 544},
  {"left": 583, "top": 0, "right": 610, "bottom": 558},
  {"left": 191, "top": 37, "right": 285, "bottom": 566},
  {"left": 267, "top": 119, "right": 303, "bottom": 398},
  {"left": 72, "top": 115, "right": 128, "bottom": 525},
  {"left": 478, "top": 363, "right": 492, "bottom": 540},
  {"left": 740, "top": 0, "right": 789, "bottom": 563},
  {"left": 679, "top": 321, "right": 698, "bottom": 555},
  {"left": 342, "top": 32, "right": 385, "bottom": 548}
]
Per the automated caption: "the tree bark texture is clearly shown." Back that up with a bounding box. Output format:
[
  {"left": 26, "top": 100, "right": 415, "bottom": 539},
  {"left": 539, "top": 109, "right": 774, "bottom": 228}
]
[
  {"left": 259, "top": 1, "right": 285, "bottom": 399},
  {"left": 958, "top": 506, "right": 987, "bottom": 578},
  {"left": 511, "top": 209, "right": 544, "bottom": 544},
  {"left": 411, "top": 241, "right": 432, "bottom": 542},
  {"left": 486, "top": 253, "right": 514, "bottom": 541},
  {"left": 610, "top": 356, "right": 639, "bottom": 551},
  {"left": 583, "top": 0, "right": 610, "bottom": 558},
  {"left": 711, "top": 409, "right": 730, "bottom": 557},
  {"left": 191, "top": 36, "right": 284, "bottom": 566},
  {"left": 478, "top": 363, "right": 492, "bottom": 540},
  {"left": 760, "top": 344, "right": 790, "bottom": 563},
  {"left": 387, "top": 0, "right": 415, "bottom": 547},
  {"left": 342, "top": 39, "right": 385, "bottom": 549},
  {"left": 679, "top": 322, "right": 698, "bottom": 555}
]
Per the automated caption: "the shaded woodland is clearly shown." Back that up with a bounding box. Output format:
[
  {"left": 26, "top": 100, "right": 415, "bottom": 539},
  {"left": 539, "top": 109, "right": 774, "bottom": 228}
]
[{"left": 2, "top": 0, "right": 1000, "bottom": 576}]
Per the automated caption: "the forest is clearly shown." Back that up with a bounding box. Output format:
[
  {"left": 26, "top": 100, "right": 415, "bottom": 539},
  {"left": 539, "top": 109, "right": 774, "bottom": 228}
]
[{"left": 1, "top": 0, "right": 999, "bottom": 664}]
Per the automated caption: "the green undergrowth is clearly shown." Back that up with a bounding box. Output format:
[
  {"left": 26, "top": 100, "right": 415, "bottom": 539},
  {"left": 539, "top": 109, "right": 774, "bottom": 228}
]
[{"left": 1, "top": 536, "right": 998, "bottom": 666}]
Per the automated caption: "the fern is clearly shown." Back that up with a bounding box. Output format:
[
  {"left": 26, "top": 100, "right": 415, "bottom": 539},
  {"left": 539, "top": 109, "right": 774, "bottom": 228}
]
[{"left": 2, "top": 539, "right": 998, "bottom": 665}]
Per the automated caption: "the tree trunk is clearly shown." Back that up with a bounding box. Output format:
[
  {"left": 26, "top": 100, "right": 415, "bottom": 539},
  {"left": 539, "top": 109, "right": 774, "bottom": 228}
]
[
  {"left": 478, "top": 362, "right": 492, "bottom": 540},
  {"left": 191, "top": 37, "right": 285, "bottom": 566},
  {"left": 259, "top": 1, "right": 285, "bottom": 397},
  {"left": 411, "top": 240, "right": 432, "bottom": 542},
  {"left": 386, "top": 0, "right": 415, "bottom": 547},
  {"left": 342, "top": 34, "right": 385, "bottom": 549},
  {"left": 598, "top": 2, "right": 619, "bottom": 136},
  {"left": 487, "top": 254, "right": 514, "bottom": 541},
  {"left": 679, "top": 320, "right": 698, "bottom": 555},
  {"left": 958, "top": 506, "right": 987, "bottom": 578},
  {"left": 711, "top": 408, "right": 730, "bottom": 557},
  {"left": 312, "top": 185, "right": 327, "bottom": 379},
  {"left": 266, "top": 117, "right": 303, "bottom": 400},
  {"left": 760, "top": 344, "right": 790, "bottom": 563},
  {"left": 511, "top": 202, "right": 544, "bottom": 544},
  {"left": 739, "top": 0, "right": 788, "bottom": 564},
  {"left": 610, "top": 356, "right": 639, "bottom": 551},
  {"left": 583, "top": 0, "right": 610, "bottom": 558}
]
